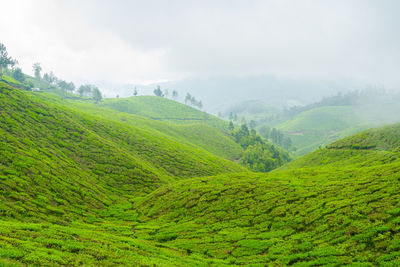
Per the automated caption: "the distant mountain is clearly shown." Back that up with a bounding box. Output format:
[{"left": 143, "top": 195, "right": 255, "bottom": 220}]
[
  {"left": 94, "top": 75, "right": 360, "bottom": 113},
  {"left": 223, "top": 90, "right": 400, "bottom": 156}
]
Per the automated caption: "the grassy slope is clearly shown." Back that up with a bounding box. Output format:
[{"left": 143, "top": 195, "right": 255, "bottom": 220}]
[
  {"left": 0, "top": 220, "right": 226, "bottom": 266},
  {"left": 276, "top": 106, "right": 373, "bottom": 156},
  {"left": 101, "top": 96, "right": 227, "bottom": 129},
  {"left": 130, "top": 124, "right": 400, "bottom": 265},
  {"left": 0, "top": 82, "right": 247, "bottom": 266},
  {"left": 3, "top": 81, "right": 400, "bottom": 265},
  {"left": 224, "top": 100, "right": 280, "bottom": 122},
  {"left": 0, "top": 82, "right": 244, "bottom": 222},
  {"left": 34, "top": 93, "right": 242, "bottom": 161}
]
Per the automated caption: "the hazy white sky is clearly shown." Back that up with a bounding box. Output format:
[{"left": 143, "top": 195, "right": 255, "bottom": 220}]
[{"left": 1, "top": 0, "right": 400, "bottom": 87}]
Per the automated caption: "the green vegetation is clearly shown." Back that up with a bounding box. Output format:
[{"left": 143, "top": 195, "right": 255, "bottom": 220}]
[
  {"left": 2, "top": 79, "right": 400, "bottom": 265},
  {"left": 276, "top": 106, "right": 368, "bottom": 155},
  {"left": 131, "top": 125, "right": 400, "bottom": 265},
  {"left": 231, "top": 124, "right": 290, "bottom": 172},
  {"left": 225, "top": 91, "right": 400, "bottom": 157},
  {"left": 0, "top": 81, "right": 244, "bottom": 220},
  {"left": 100, "top": 95, "right": 226, "bottom": 129},
  {"left": 32, "top": 92, "right": 243, "bottom": 161}
]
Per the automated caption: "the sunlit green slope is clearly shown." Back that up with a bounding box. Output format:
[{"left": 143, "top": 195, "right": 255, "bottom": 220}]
[
  {"left": 3, "top": 80, "right": 400, "bottom": 266},
  {"left": 0, "top": 82, "right": 244, "bottom": 223},
  {"left": 34, "top": 93, "right": 243, "bottom": 161},
  {"left": 131, "top": 124, "right": 400, "bottom": 265}
]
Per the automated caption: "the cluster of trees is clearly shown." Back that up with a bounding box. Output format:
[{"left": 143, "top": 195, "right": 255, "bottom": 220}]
[
  {"left": 259, "top": 125, "right": 292, "bottom": 150},
  {"left": 153, "top": 85, "right": 179, "bottom": 100},
  {"left": 282, "top": 90, "right": 377, "bottom": 118},
  {"left": 153, "top": 86, "right": 203, "bottom": 110},
  {"left": 228, "top": 112, "right": 239, "bottom": 122},
  {"left": 185, "top": 93, "right": 202, "bottom": 109},
  {"left": 0, "top": 43, "right": 104, "bottom": 102},
  {"left": 33, "top": 62, "right": 103, "bottom": 102},
  {"left": 0, "top": 43, "right": 17, "bottom": 75},
  {"left": 230, "top": 124, "right": 289, "bottom": 172},
  {"left": 12, "top": 68, "right": 25, "bottom": 83}
]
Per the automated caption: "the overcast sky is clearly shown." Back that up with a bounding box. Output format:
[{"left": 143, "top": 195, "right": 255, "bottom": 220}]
[{"left": 1, "top": 0, "right": 400, "bottom": 88}]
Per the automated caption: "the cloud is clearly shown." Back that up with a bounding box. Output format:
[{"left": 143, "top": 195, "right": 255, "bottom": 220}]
[{"left": 1, "top": 0, "right": 400, "bottom": 87}]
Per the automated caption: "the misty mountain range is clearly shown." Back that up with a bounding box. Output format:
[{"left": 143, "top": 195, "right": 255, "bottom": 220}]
[{"left": 96, "top": 75, "right": 362, "bottom": 113}]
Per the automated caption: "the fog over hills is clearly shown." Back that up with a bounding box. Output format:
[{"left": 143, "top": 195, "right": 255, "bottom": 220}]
[
  {"left": 96, "top": 75, "right": 361, "bottom": 113},
  {"left": 2, "top": 1, "right": 400, "bottom": 265}
]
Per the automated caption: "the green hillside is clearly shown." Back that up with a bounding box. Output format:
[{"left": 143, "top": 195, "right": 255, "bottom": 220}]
[
  {"left": 328, "top": 123, "right": 400, "bottom": 151},
  {"left": 130, "top": 125, "right": 400, "bottom": 265},
  {"left": 275, "top": 106, "right": 374, "bottom": 156},
  {"left": 2, "top": 80, "right": 400, "bottom": 265},
  {"left": 33, "top": 93, "right": 243, "bottom": 161},
  {"left": 223, "top": 100, "right": 280, "bottom": 122},
  {"left": 101, "top": 96, "right": 227, "bottom": 129},
  {"left": 0, "top": 81, "right": 244, "bottom": 222}
]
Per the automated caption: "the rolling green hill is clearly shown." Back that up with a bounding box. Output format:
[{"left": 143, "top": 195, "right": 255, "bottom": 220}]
[
  {"left": 0, "top": 81, "right": 245, "bottom": 222},
  {"left": 225, "top": 94, "right": 400, "bottom": 157},
  {"left": 32, "top": 93, "right": 243, "bottom": 161},
  {"left": 223, "top": 99, "right": 280, "bottom": 122},
  {"left": 275, "top": 106, "right": 374, "bottom": 156},
  {"left": 2, "top": 80, "right": 400, "bottom": 265},
  {"left": 130, "top": 124, "right": 400, "bottom": 265},
  {"left": 101, "top": 96, "right": 228, "bottom": 129}
]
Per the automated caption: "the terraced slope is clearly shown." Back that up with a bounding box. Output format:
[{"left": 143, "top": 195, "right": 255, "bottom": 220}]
[
  {"left": 130, "top": 125, "right": 400, "bottom": 265},
  {"left": 34, "top": 93, "right": 242, "bottom": 161},
  {"left": 276, "top": 106, "right": 371, "bottom": 156},
  {"left": 101, "top": 96, "right": 227, "bottom": 129},
  {"left": 0, "top": 220, "right": 226, "bottom": 266},
  {"left": 2, "top": 81, "right": 400, "bottom": 265},
  {"left": 327, "top": 123, "right": 400, "bottom": 151},
  {"left": 0, "top": 82, "right": 244, "bottom": 223}
]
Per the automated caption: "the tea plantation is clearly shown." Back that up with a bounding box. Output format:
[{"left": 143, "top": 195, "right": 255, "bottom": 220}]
[{"left": 1, "top": 81, "right": 400, "bottom": 265}]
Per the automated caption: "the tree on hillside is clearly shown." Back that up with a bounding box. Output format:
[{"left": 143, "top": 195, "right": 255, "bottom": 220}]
[
  {"left": 12, "top": 68, "right": 25, "bottom": 82},
  {"left": 32, "top": 63, "right": 42, "bottom": 80},
  {"left": 43, "top": 73, "right": 50, "bottom": 83},
  {"left": 24, "top": 81, "right": 34, "bottom": 90},
  {"left": 185, "top": 93, "right": 192, "bottom": 105},
  {"left": 92, "top": 87, "right": 102, "bottom": 103},
  {"left": 78, "top": 84, "right": 93, "bottom": 97},
  {"left": 153, "top": 85, "right": 164, "bottom": 97},
  {"left": 259, "top": 125, "right": 271, "bottom": 139},
  {"left": 282, "top": 136, "right": 292, "bottom": 150},
  {"left": 0, "top": 43, "right": 15, "bottom": 75},
  {"left": 58, "top": 80, "right": 69, "bottom": 94},
  {"left": 133, "top": 86, "right": 138, "bottom": 96},
  {"left": 229, "top": 121, "right": 234, "bottom": 130},
  {"left": 67, "top": 82, "right": 75, "bottom": 93},
  {"left": 183, "top": 92, "right": 203, "bottom": 109},
  {"left": 172, "top": 90, "right": 178, "bottom": 100},
  {"left": 43, "top": 71, "right": 58, "bottom": 85},
  {"left": 57, "top": 80, "right": 75, "bottom": 95},
  {"left": 249, "top": 120, "right": 256, "bottom": 129},
  {"left": 49, "top": 71, "right": 57, "bottom": 85}
]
